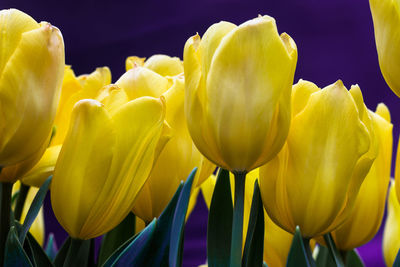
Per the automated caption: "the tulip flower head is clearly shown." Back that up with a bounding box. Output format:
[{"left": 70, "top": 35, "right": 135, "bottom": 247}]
[
  {"left": 184, "top": 15, "right": 297, "bottom": 173},
  {"left": 260, "top": 80, "right": 374, "bottom": 238},
  {"left": 51, "top": 97, "right": 170, "bottom": 239},
  {"left": 0, "top": 9, "right": 64, "bottom": 169}
]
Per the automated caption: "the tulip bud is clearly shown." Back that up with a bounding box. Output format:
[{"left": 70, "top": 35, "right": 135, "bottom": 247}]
[
  {"left": 369, "top": 0, "right": 400, "bottom": 96},
  {"left": 383, "top": 181, "right": 400, "bottom": 267},
  {"left": 0, "top": 9, "right": 64, "bottom": 167},
  {"left": 330, "top": 103, "right": 392, "bottom": 250},
  {"left": 116, "top": 56, "right": 215, "bottom": 223},
  {"left": 183, "top": 15, "right": 297, "bottom": 172},
  {"left": 260, "top": 80, "right": 373, "bottom": 238},
  {"left": 51, "top": 97, "right": 170, "bottom": 239}
]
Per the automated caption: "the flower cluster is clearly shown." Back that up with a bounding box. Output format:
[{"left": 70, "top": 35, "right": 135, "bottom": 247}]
[{"left": 0, "top": 2, "right": 399, "bottom": 266}]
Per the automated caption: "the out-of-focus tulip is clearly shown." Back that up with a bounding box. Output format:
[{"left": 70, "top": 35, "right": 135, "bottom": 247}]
[
  {"left": 183, "top": 15, "right": 297, "bottom": 172},
  {"left": 383, "top": 181, "right": 400, "bottom": 266},
  {"left": 126, "top": 54, "right": 183, "bottom": 76},
  {"left": 201, "top": 169, "right": 293, "bottom": 266},
  {"left": 12, "top": 182, "right": 45, "bottom": 245},
  {"left": 331, "top": 103, "right": 392, "bottom": 250},
  {"left": 0, "top": 9, "right": 64, "bottom": 168},
  {"left": 51, "top": 97, "right": 170, "bottom": 239},
  {"left": 116, "top": 56, "right": 214, "bottom": 223},
  {"left": 369, "top": 0, "right": 400, "bottom": 96},
  {"left": 260, "top": 80, "right": 374, "bottom": 238}
]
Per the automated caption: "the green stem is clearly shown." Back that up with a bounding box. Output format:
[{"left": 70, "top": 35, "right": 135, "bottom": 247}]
[
  {"left": 0, "top": 180, "right": 12, "bottom": 266},
  {"left": 229, "top": 171, "right": 246, "bottom": 267},
  {"left": 64, "top": 238, "right": 86, "bottom": 267},
  {"left": 302, "top": 238, "right": 316, "bottom": 267},
  {"left": 323, "top": 233, "right": 345, "bottom": 267},
  {"left": 14, "top": 183, "right": 30, "bottom": 221}
]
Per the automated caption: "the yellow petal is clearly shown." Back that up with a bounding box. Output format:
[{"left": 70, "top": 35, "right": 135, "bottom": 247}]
[
  {"left": 369, "top": 0, "right": 400, "bottom": 96},
  {"left": 0, "top": 21, "right": 64, "bottom": 165},
  {"left": 116, "top": 66, "right": 169, "bottom": 99},
  {"left": 96, "top": 85, "right": 129, "bottom": 115},
  {"left": 21, "top": 145, "right": 62, "bottom": 187},
  {"left": 332, "top": 105, "right": 392, "bottom": 250},
  {"left": 126, "top": 56, "right": 145, "bottom": 70},
  {"left": 51, "top": 100, "right": 116, "bottom": 238},
  {"left": 144, "top": 54, "right": 183, "bottom": 76},
  {"left": 383, "top": 181, "right": 400, "bottom": 266}
]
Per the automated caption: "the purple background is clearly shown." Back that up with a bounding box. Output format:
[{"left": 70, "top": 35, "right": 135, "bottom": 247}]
[{"left": 0, "top": 0, "right": 396, "bottom": 266}]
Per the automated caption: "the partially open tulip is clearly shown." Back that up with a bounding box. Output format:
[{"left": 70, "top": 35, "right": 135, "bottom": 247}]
[
  {"left": 51, "top": 97, "right": 170, "bottom": 239},
  {"left": 331, "top": 103, "right": 392, "bottom": 250},
  {"left": 383, "top": 181, "right": 400, "bottom": 266},
  {"left": 183, "top": 15, "right": 297, "bottom": 172},
  {"left": 0, "top": 9, "right": 64, "bottom": 168},
  {"left": 369, "top": 0, "right": 400, "bottom": 96},
  {"left": 116, "top": 56, "right": 214, "bottom": 223},
  {"left": 260, "top": 80, "right": 374, "bottom": 238}
]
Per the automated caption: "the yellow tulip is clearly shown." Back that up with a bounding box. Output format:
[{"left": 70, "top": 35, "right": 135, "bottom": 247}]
[
  {"left": 0, "top": 9, "right": 64, "bottom": 167},
  {"left": 183, "top": 15, "right": 297, "bottom": 172},
  {"left": 260, "top": 80, "right": 374, "bottom": 238},
  {"left": 369, "top": 0, "right": 400, "bottom": 96},
  {"left": 383, "top": 181, "right": 400, "bottom": 266},
  {"left": 12, "top": 182, "right": 45, "bottom": 245},
  {"left": 116, "top": 58, "right": 215, "bottom": 223},
  {"left": 201, "top": 170, "right": 293, "bottom": 267},
  {"left": 331, "top": 103, "right": 392, "bottom": 250},
  {"left": 51, "top": 97, "right": 170, "bottom": 239}
]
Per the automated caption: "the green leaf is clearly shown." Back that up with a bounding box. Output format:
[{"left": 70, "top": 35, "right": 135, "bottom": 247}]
[
  {"left": 286, "top": 226, "right": 313, "bottom": 267},
  {"left": 25, "top": 231, "right": 53, "bottom": 267},
  {"left": 44, "top": 234, "right": 57, "bottom": 261},
  {"left": 323, "top": 233, "right": 344, "bottom": 267},
  {"left": 4, "top": 226, "right": 32, "bottom": 267},
  {"left": 345, "top": 249, "right": 364, "bottom": 267},
  {"left": 316, "top": 245, "right": 336, "bottom": 267},
  {"left": 394, "top": 248, "right": 400, "bottom": 267},
  {"left": 207, "top": 168, "right": 232, "bottom": 267},
  {"left": 19, "top": 176, "right": 52, "bottom": 244},
  {"left": 98, "top": 212, "right": 136, "bottom": 266},
  {"left": 143, "top": 182, "right": 184, "bottom": 266},
  {"left": 53, "top": 237, "right": 71, "bottom": 267},
  {"left": 169, "top": 167, "right": 197, "bottom": 267},
  {"left": 106, "top": 219, "right": 157, "bottom": 267},
  {"left": 242, "top": 180, "right": 264, "bottom": 267}
]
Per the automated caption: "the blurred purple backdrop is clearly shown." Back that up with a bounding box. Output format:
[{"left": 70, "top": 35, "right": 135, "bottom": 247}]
[{"left": 0, "top": 0, "right": 395, "bottom": 266}]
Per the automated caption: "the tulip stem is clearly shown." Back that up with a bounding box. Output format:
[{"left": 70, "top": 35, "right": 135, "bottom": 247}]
[
  {"left": 230, "top": 171, "right": 246, "bottom": 267},
  {"left": 302, "top": 238, "right": 316, "bottom": 267},
  {"left": 64, "top": 238, "right": 87, "bottom": 267},
  {"left": 14, "top": 184, "right": 30, "bottom": 221},
  {"left": 323, "top": 233, "right": 345, "bottom": 267},
  {"left": 0, "top": 180, "right": 12, "bottom": 266}
]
